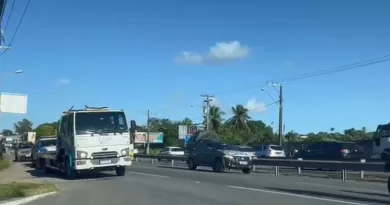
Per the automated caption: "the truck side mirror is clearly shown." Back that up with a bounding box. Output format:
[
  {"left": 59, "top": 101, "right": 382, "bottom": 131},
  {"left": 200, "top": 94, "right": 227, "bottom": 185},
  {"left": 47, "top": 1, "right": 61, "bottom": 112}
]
[{"left": 130, "top": 120, "right": 137, "bottom": 133}]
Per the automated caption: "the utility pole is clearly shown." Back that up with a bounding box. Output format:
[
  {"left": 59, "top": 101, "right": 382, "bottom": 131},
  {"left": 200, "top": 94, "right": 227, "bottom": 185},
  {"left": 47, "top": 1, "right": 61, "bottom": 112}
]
[
  {"left": 146, "top": 109, "right": 150, "bottom": 154},
  {"left": 267, "top": 82, "right": 283, "bottom": 146},
  {"left": 201, "top": 94, "right": 214, "bottom": 131}
]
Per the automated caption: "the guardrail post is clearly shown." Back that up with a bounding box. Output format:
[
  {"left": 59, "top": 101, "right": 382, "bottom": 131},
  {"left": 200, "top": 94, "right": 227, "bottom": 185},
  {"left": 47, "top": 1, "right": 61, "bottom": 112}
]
[
  {"left": 171, "top": 160, "right": 174, "bottom": 167},
  {"left": 297, "top": 158, "right": 302, "bottom": 174},
  {"left": 360, "top": 159, "right": 366, "bottom": 179},
  {"left": 152, "top": 158, "right": 155, "bottom": 164},
  {"left": 341, "top": 169, "right": 347, "bottom": 182},
  {"left": 275, "top": 166, "right": 279, "bottom": 176}
]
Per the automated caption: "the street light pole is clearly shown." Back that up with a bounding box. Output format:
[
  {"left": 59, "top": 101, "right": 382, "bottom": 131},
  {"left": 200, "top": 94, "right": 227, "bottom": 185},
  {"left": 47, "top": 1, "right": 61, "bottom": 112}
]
[{"left": 266, "top": 82, "right": 283, "bottom": 147}]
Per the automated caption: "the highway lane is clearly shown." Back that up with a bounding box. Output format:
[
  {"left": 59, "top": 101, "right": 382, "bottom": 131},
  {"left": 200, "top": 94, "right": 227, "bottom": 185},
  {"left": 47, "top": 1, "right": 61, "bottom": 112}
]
[
  {"left": 135, "top": 158, "right": 389, "bottom": 182},
  {"left": 27, "top": 164, "right": 390, "bottom": 205}
]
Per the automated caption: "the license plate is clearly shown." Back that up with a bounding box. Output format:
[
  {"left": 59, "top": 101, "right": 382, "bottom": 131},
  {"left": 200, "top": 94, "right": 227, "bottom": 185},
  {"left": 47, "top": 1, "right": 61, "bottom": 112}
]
[
  {"left": 100, "top": 159, "right": 111, "bottom": 164},
  {"left": 239, "top": 161, "right": 248, "bottom": 165}
]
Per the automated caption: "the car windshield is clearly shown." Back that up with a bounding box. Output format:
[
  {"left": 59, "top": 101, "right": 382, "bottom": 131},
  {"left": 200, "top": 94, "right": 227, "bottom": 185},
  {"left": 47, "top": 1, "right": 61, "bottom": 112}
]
[
  {"left": 239, "top": 147, "right": 254, "bottom": 152},
  {"left": 18, "top": 143, "right": 33, "bottom": 149},
  {"left": 40, "top": 139, "right": 57, "bottom": 147},
  {"left": 171, "top": 148, "right": 183, "bottom": 152},
  {"left": 75, "top": 112, "right": 128, "bottom": 135},
  {"left": 270, "top": 145, "right": 283, "bottom": 151},
  {"left": 220, "top": 144, "right": 238, "bottom": 151}
]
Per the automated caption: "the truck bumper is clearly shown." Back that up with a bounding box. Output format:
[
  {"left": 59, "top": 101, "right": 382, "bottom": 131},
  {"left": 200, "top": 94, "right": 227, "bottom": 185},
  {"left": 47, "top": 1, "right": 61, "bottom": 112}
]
[{"left": 74, "top": 156, "right": 132, "bottom": 170}]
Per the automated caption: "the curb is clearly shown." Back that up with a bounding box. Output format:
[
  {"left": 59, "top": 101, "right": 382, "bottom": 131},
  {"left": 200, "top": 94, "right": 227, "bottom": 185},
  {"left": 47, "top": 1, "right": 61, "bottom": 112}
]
[{"left": 0, "top": 191, "right": 57, "bottom": 205}]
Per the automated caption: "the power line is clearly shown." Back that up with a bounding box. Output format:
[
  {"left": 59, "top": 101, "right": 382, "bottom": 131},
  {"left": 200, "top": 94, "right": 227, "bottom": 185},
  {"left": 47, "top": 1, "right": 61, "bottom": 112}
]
[
  {"left": 3, "top": 0, "right": 16, "bottom": 32},
  {"left": 214, "top": 54, "right": 390, "bottom": 96},
  {"left": 8, "top": 0, "right": 31, "bottom": 46}
]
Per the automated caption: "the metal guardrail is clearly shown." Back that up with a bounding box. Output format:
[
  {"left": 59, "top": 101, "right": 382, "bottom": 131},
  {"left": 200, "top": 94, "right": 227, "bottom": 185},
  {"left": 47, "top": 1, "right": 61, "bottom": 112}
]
[{"left": 134, "top": 154, "right": 390, "bottom": 182}]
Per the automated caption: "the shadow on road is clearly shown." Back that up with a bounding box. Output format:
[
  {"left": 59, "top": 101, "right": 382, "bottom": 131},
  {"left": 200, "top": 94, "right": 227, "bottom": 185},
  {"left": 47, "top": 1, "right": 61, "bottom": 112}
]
[
  {"left": 342, "top": 190, "right": 390, "bottom": 198},
  {"left": 22, "top": 162, "right": 118, "bottom": 181},
  {"left": 264, "top": 187, "right": 390, "bottom": 205},
  {"left": 155, "top": 165, "right": 242, "bottom": 174}
]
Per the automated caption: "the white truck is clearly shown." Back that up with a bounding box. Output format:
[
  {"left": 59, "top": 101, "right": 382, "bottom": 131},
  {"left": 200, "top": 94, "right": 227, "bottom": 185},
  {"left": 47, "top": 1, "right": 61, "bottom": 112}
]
[{"left": 40, "top": 106, "right": 136, "bottom": 179}]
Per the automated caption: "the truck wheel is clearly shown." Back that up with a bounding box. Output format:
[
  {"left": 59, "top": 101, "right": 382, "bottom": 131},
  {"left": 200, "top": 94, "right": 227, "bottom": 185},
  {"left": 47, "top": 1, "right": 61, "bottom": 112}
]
[
  {"left": 212, "top": 159, "right": 224, "bottom": 173},
  {"left": 116, "top": 166, "right": 126, "bottom": 176},
  {"left": 65, "top": 157, "right": 77, "bottom": 180},
  {"left": 242, "top": 167, "right": 252, "bottom": 174},
  {"left": 387, "top": 177, "right": 390, "bottom": 194},
  {"left": 187, "top": 158, "right": 197, "bottom": 170}
]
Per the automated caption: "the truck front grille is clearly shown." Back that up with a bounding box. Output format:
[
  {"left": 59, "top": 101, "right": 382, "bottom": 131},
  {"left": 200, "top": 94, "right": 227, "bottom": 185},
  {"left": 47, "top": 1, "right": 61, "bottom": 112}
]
[
  {"left": 234, "top": 156, "right": 250, "bottom": 161},
  {"left": 91, "top": 151, "right": 118, "bottom": 159},
  {"left": 90, "top": 158, "right": 119, "bottom": 165}
]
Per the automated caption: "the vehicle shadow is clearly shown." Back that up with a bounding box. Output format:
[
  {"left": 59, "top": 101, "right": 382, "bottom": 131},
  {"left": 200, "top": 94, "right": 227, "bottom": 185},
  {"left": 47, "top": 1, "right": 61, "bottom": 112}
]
[
  {"left": 342, "top": 190, "right": 390, "bottom": 198},
  {"left": 263, "top": 187, "right": 390, "bottom": 205},
  {"left": 155, "top": 165, "right": 239, "bottom": 174},
  {"left": 22, "top": 162, "right": 117, "bottom": 181}
]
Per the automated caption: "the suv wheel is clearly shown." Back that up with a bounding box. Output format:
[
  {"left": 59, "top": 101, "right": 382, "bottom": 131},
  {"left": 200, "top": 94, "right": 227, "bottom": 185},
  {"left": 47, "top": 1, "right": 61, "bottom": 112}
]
[
  {"left": 212, "top": 159, "right": 224, "bottom": 173},
  {"left": 242, "top": 167, "right": 252, "bottom": 174},
  {"left": 188, "top": 158, "right": 197, "bottom": 170}
]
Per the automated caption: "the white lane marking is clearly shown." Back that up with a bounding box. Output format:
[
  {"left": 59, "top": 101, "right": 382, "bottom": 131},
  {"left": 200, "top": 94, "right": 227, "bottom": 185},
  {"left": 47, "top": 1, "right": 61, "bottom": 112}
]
[
  {"left": 298, "top": 182, "right": 388, "bottom": 194},
  {"left": 127, "top": 171, "right": 170, "bottom": 179},
  {"left": 228, "top": 185, "right": 370, "bottom": 205}
]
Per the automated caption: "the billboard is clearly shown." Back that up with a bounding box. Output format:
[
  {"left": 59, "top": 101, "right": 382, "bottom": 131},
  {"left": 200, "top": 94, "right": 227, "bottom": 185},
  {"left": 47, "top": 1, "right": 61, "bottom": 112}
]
[
  {"left": 0, "top": 93, "right": 28, "bottom": 114},
  {"left": 134, "top": 132, "right": 164, "bottom": 143},
  {"left": 27, "top": 132, "right": 36, "bottom": 144},
  {"left": 178, "top": 125, "right": 187, "bottom": 139}
]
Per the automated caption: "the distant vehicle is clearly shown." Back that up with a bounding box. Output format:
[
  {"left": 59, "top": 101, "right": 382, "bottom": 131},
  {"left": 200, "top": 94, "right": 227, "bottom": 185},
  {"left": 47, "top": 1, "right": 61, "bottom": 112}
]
[
  {"left": 40, "top": 106, "right": 136, "bottom": 179},
  {"left": 253, "top": 144, "right": 286, "bottom": 158},
  {"left": 372, "top": 123, "right": 390, "bottom": 160},
  {"left": 187, "top": 140, "right": 253, "bottom": 174},
  {"left": 236, "top": 145, "right": 256, "bottom": 158},
  {"left": 14, "top": 142, "right": 33, "bottom": 161},
  {"left": 32, "top": 137, "right": 57, "bottom": 168},
  {"left": 160, "top": 146, "right": 185, "bottom": 156},
  {"left": 294, "top": 142, "right": 365, "bottom": 161}
]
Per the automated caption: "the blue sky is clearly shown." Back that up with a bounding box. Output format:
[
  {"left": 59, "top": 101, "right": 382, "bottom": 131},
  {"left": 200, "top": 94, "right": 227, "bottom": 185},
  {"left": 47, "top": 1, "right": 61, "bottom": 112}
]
[{"left": 0, "top": 0, "right": 389, "bottom": 134}]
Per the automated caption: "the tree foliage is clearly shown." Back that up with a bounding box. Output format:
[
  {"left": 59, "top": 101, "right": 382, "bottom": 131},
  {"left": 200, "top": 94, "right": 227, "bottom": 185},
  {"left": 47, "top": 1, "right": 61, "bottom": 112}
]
[
  {"left": 5, "top": 106, "right": 376, "bottom": 147},
  {"left": 13, "top": 118, "right": 33, "bottom": 135},
  {"left": 2, "top": 129, "right": 13, "bottom": 136}
]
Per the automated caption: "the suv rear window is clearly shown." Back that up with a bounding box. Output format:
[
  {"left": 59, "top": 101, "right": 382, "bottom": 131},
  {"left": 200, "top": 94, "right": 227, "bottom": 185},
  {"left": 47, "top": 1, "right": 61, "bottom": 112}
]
[{"left": 270, "top": 145, "right": 283, "bottom": 151}]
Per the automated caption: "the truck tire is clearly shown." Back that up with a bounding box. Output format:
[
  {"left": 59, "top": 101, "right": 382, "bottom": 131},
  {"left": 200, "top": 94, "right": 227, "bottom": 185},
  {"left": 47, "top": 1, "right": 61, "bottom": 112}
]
[
  {"left": 387, "top": 177, "right": 390, "bottom": 194},
  {"left": 187, "top": 158, "right": 197, "bottom": 170},
  {"left": 65, "top": 157, "right": 77, "bottom": 180},
  {"left": 116, "top": 166, "right": 126, "bottom": 176},
  {"left": 212, "top": 159, "right": 224, "bottom": 173}
]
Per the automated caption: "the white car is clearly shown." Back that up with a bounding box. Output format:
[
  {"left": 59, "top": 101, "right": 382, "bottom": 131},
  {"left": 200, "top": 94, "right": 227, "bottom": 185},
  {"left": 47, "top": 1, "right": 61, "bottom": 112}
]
[
  {"left": 32, "top": 137, "right": 57, "bottom": 168},
  {"left": 160, "top": 147, "right": 185, "bottom": 156},
  {"left": 255, "top": 144, "right": 286, "bottom": 158}
]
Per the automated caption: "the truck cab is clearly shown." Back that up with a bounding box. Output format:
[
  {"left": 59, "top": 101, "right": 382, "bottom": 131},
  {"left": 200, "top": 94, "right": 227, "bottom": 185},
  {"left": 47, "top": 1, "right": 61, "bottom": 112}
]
[{"left": 43, "top": 106, "right": 136, "bottom": 179}]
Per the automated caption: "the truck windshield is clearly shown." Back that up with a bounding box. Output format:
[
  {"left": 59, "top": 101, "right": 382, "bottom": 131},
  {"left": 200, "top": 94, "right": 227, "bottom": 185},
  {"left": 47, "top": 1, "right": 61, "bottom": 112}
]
[{"left": 75, "top": 112, "right": 128, "bottom": 135}]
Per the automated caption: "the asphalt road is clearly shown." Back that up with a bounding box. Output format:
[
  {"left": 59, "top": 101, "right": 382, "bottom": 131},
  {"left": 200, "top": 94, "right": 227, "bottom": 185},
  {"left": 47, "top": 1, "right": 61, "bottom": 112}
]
[
  {"left": 135, "top": 158, "right": 389, "bottom": 182},
  {"left": 25, "top": 163, "right": 390, "bottom": 205}
]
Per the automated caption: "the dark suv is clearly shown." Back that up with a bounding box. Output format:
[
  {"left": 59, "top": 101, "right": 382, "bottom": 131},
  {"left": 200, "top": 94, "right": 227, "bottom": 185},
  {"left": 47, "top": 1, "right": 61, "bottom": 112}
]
[
  {"left": 187, "top": 140, "right": 253, "bottom": 174},
  {"left": 294, "top": 142, "right": 365, "bottom": 161}
]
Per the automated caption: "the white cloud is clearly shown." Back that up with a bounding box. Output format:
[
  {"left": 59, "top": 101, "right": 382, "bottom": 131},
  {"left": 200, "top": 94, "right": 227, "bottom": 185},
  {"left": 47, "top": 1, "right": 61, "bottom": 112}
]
[
  {"left": 58, "top": 78, "right": 71, "bottom": 84},
  {"left": 245, "top": 98, "right": 267, "bottom": 113},
  {"left": 175, "top": 41, "right": 250, "bottom": 65}
]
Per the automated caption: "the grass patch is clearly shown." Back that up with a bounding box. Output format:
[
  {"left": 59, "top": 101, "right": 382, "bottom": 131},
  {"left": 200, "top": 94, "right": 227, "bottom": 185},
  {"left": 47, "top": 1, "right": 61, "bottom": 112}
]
[
  {"left": 0, "top": 182, "right": 57, "bottom": 199},
  {"left": 0, "top": 160, "right": 10, "bottom": 171}
]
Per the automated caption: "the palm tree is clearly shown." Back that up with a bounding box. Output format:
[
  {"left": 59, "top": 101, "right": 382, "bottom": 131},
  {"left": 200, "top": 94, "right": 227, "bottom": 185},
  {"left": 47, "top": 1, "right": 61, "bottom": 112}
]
[
  {"left": 225, "top": 104, "right": 252, "bottom": 132},
  {"left": 203, "top": 106, "right": 224, "bottom": 133}
]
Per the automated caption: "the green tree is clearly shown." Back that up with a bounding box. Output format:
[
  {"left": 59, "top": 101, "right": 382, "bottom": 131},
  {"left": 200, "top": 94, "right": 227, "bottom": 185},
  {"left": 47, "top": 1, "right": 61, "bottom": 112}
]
[
  {"left": 34, "top": 122, "right": 58, "bottom": 139},
  {"left": 14, "top": 118, "right": 33, "bottom": 135},
  {"left": 2, "top": 129, "right": 13, "bottom": 136},
  {"left": 225, "top": 104, "right": 251, "bottom": 132},
  {"left": 203, "top": 106, "right": 224, "bottom": 133}
]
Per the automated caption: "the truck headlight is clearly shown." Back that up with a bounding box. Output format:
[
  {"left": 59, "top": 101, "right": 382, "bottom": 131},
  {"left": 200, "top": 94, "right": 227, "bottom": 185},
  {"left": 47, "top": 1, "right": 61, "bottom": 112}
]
[
  {"left": 77, "top": 151, "right": 88, "bottom": 158},
  {"left": 121, "top": 148, "right": 129, "bottom": 156}
]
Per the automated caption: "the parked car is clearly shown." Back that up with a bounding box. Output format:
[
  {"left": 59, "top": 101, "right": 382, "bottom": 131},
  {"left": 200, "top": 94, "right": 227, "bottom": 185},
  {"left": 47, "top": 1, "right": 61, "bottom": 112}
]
[
  {"left": 160, "top": 146, "right": 185, "bottom": 156},
  {"left": 187, "top": 140, "right": 253, "bottom": 174},
  {"left": 253, "top": 144, "right": 286, "bottom": 158},
  {"left": 14, "top": 142, "right": 33, "bottom": 161}
]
